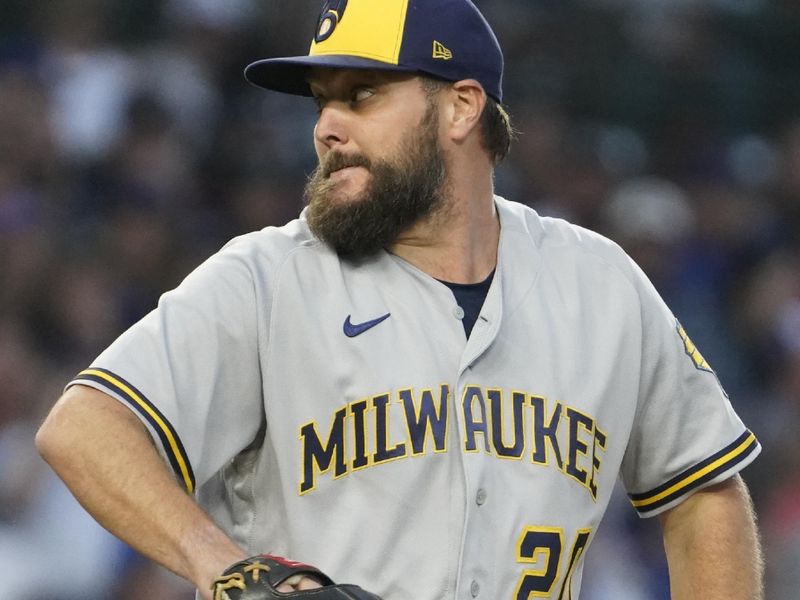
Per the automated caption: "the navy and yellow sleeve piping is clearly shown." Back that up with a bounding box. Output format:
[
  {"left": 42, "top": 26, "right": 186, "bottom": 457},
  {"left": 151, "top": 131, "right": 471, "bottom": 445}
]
[
  {"left": 70, "top": 368, "right": 196, "bottom": 494},
  {"left": 629, "top": 430, "right": 760, "bottom": 517}
]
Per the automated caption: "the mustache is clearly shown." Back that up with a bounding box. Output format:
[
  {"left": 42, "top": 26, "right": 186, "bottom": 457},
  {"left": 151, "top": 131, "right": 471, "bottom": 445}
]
[{"left": 321, "top": 151, "right": 371, "bottom": 178}]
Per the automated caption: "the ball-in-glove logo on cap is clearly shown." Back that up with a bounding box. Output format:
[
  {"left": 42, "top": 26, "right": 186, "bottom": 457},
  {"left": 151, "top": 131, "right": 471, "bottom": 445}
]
[{"left": 316, "top": 0, "right": 349, "bottom": 42}]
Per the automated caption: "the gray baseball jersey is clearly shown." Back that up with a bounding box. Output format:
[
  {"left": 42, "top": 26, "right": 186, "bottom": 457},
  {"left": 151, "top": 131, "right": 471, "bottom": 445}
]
[{"left": 69, "top": 196, "right": 759, "bottom": 599}]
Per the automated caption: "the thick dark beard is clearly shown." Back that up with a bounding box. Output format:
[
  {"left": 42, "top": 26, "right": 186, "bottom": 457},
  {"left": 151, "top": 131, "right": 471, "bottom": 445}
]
[{"left": 303, "top": 105, "right": 446, "bottom": 260}]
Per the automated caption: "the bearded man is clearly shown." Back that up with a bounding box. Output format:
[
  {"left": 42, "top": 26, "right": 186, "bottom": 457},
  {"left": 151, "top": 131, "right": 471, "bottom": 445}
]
[{"left": 37, "top": 1, "right": 763, "bottom": 599}]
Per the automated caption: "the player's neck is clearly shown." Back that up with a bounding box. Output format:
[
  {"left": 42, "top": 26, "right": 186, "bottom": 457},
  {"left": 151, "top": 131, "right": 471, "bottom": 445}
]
[{"left": 389, "top": 171, "right": 499, "bottom": 284}]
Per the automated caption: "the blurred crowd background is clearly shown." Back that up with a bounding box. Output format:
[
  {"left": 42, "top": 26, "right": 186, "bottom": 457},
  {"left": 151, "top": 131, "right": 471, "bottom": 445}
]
[{"left": 1, "top": 0, "right": 799, "bottom": 598}]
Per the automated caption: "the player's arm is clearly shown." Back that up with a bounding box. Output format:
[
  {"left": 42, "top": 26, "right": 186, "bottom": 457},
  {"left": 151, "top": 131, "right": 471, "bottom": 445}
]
[
  {"left": 36, "top": 384, "right": 247, "bottom": 599},
  {"left": 658, "top": 474, "right": 763, "bottom": 600}
]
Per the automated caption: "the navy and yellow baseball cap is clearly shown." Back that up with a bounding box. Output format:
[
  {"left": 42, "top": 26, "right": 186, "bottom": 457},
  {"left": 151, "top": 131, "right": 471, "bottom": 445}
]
[{"left": 244, "top": 0, "right": 504, "bottom": 102}]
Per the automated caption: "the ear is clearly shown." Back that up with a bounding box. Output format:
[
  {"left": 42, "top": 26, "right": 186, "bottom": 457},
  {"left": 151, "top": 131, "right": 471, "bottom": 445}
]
[{"left": 443, "top": 79, "right": 487, "bottom": 144}]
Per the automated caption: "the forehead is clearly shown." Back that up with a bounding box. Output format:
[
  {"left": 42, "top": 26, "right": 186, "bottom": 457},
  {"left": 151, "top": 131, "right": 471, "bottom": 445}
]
[{"left": 306, "top": 67, "right": 421, "bottom": 93}]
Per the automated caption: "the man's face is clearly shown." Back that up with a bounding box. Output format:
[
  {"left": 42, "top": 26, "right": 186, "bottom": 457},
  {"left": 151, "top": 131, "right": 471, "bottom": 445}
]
[{"left": 304, "top": 69, "right": 447, "bottom": 259}]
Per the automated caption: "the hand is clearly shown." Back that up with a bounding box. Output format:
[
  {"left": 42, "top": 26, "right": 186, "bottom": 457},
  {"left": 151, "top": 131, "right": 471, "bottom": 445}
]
[{"left": 277, "top": 573, "right": 324, "bottom": 592}]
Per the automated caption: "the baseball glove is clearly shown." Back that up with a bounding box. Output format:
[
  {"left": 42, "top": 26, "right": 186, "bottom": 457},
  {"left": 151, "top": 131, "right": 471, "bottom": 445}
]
[{"left": 211, "top": 554, "right": 383, "bottom": 600}]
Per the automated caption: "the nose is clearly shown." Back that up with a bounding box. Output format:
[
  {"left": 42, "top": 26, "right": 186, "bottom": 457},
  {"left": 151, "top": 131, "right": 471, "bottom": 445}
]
[{"left": 314, "top": 104, "right": 350, "bottom": 151}]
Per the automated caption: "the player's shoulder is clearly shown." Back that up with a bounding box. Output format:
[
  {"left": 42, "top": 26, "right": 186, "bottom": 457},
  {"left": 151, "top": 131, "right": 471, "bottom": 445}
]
[
  {"left": 497, "top": 196, "right": 632, "bottom": 270},
  {"left": 218, "top": 211, "right": 327, "bottom": 269},
  {"left": 219, "top": 214, "right": 319, "bottom": 262},
  {"left": 177, "top": 214, "right": 327, "bottom": 292}
]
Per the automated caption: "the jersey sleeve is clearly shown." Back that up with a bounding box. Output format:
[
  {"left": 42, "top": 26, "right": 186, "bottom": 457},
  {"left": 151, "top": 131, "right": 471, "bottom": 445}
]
[
  {"left": 66, "top": 237, "right": 265, "bottom": 494},
  {"left": 619, "top": 258, "right": 760, "bottom": 517}
]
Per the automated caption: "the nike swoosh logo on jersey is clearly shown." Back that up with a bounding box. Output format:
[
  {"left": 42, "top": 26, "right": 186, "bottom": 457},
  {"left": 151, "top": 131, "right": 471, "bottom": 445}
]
[{"left": 343, "top": 313, "right": 391, "bottom": 338}]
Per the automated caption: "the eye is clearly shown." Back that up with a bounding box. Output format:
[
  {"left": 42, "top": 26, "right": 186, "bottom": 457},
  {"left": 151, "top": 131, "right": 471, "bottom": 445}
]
[{"left": 351, "top": 87, "right": 375, "bottom": 104}]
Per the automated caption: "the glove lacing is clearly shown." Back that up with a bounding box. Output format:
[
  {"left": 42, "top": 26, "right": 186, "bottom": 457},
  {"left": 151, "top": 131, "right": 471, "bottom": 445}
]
[{"left": 212, "top": 561, "right": 272, "bottom": 600}]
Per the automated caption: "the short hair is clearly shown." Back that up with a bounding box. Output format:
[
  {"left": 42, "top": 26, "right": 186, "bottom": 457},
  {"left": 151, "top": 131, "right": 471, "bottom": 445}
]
[{"left": 420, "top": 76, "right": 514, "bottom": 166}]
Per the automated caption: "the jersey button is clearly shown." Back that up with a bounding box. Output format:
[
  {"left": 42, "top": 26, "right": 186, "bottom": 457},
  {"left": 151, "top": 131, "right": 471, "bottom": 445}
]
[
  {"left": 476, "top": 489, "right": 487, "bottom": 506},
  {"left": 470, "top": 580, "right": 480, "bottom": 597},
  {"left": 453, "top": 306, "right": 465, "bottom": 320}
]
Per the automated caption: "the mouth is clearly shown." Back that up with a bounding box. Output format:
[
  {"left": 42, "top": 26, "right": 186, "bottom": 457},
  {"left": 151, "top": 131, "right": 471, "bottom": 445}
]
[
  {"left": 322, "top": 153, "right": 370, "bottom": 179},
  {"left": 327, "top": 165, "right": 367, "bottom": 181}
]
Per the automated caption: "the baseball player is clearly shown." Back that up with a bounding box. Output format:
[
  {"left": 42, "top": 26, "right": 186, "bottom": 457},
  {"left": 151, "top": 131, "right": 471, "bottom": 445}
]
[{"left": 37, "top": 1, "right": 763, "bottom": 599}]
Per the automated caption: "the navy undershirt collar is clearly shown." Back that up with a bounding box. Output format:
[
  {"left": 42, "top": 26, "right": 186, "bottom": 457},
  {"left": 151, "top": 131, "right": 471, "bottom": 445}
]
[{"left": 439, "top": 270, "right": 495, "bottom": 338}]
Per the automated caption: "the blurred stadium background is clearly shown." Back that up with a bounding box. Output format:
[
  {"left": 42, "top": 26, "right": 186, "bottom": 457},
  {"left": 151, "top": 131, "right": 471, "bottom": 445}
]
[{"left": 1, "top": 0, "right": 799, "bottom": 598}]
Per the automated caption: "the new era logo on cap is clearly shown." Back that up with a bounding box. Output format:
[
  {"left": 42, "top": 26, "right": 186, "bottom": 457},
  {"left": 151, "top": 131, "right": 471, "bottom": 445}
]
[
  {"left": 244, "top": 0, "right": 504, "bottom": 102},
  {"left": 432, "top": 41, "right": 453, "bottom": 60}
]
